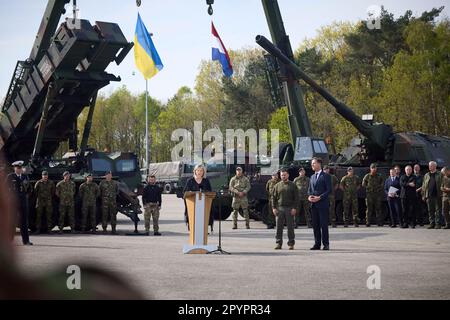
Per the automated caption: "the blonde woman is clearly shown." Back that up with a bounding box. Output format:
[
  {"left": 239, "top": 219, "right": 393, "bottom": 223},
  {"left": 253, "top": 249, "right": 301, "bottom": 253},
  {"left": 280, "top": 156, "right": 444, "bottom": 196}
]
[{"left": 183, "top": 164, "right": 214, "bottom": 232}]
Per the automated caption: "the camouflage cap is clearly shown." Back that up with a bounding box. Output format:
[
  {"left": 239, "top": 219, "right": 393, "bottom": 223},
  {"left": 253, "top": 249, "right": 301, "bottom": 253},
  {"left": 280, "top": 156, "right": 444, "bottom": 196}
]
[
  {"left": 63, "top": 171, "right": 70, "bottom": 177},
  {"left": 42, "top": 171, "right": 49, "bottom": 176}
]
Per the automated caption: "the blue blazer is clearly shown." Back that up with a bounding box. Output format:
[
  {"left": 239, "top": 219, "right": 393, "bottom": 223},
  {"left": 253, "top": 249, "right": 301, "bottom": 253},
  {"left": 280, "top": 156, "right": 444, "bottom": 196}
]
[
  {"left": 384, "top": 176, "right": 400, "bottom": 200},
  {"left": 308, "top": 171, "right": 332, "bottom": 209}
]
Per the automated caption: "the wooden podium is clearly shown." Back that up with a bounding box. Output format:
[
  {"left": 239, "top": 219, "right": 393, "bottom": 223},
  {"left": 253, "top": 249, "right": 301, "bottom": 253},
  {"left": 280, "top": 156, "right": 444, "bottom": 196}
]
[{"left": 183, "top": 192, "right": 217, "bottom": 254}]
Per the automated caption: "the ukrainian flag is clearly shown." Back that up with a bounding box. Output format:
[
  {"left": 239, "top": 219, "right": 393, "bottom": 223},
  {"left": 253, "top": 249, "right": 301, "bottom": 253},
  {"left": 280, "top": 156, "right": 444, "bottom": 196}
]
[{"left": 134, "top": 13, "right": 164, "bottom": 80}]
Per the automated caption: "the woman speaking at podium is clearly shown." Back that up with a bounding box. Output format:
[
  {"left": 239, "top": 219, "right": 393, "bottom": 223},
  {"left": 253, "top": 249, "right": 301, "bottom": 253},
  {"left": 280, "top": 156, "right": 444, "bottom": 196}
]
[{"left": 183, "top": 164, "right": 214, "bottom": 233}]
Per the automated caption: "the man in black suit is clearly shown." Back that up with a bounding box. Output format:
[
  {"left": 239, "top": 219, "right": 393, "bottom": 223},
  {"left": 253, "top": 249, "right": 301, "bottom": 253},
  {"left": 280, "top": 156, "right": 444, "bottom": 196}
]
[
  {"left": 385, "top": 168, "right": 401, "bottom": 227},
  {"left": 5, "top": 161, "right": 33, "bottom": 246},
  {"left": 400, "top": 165, "right": 418, "bottom": 228},
  {"left": 308, "top": 158, "right": 332, "bottom": 251}
]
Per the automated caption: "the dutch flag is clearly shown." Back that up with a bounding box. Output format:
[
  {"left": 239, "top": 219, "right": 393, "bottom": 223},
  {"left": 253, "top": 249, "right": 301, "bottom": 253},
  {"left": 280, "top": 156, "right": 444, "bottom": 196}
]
[{"left": 212, "top": 22, "right": 233, "bottom": 78}]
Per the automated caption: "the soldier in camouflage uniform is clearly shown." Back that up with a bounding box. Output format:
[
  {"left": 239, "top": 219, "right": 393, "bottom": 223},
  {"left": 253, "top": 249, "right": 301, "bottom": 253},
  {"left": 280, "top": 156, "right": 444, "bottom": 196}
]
[
  {"left": 441, "top": 167, "right": 450, "bottom": 229},
  {"left": 293, "top": 167, "right": 311, "bottom": 228},
  {"left": 362, "top": 163, "right": 385, "bottom": 227},
  {"left": 56, "top": 171, "right": 76, "bottom": 233},
  {"left": 340, "top": 167, "right": 360, "bottom": 227},
  {"left": 99, "top": 171, "right": 119, "bottom": 234},
  {"left": 79, "top": 173, "right": 100, "bottom": 233},
  {"left": 229, "top": 167, "right": 251, "bottom": 229},
  {"left": 265, "top": 172, "right": 280, "bottom": 229},
  {"left": 324, "top": 166, "right": 339, "bottom": 228},
  {"left": 34, "top": 171, "right": 55, "bottom": 233}
]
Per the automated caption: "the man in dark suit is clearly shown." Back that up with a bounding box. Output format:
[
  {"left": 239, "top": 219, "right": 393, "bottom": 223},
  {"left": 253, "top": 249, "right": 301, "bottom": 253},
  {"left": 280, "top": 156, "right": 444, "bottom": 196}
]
[
  {"left": 308, "top": 158, "right": 332, "bottom": 251},
  {"left": 6, "top": 161, "right": 33, "bottom": 246},
  {"left": 385, "top": 168, "right": 401, "bottom": 227},
  {"left": 400, "top": 165, "right": 418, "bottom": 228}
]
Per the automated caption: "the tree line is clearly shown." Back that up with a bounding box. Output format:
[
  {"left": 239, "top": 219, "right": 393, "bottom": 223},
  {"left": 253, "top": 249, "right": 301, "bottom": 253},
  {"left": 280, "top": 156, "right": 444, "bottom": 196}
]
[{"left": 77, "top": 7, "right": 450, "bottom": 165}]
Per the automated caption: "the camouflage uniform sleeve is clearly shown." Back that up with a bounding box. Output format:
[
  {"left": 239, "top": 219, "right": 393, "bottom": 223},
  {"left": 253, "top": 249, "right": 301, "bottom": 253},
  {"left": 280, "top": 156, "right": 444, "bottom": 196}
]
[
  {"left": 340, "top": 176, "right": 346, "bottom": 190},
  {"left": 34, "top": 181, "right": 40, "bottom": 192},
  {"left": 55, "top": 182, "right": 61, "bottom": 197},
  {"left": 272, "top": 184, "right": 279, "bottom": 209},
  {"left": 229, "top": 177, "right": 237, "bottom": 195},
  {"left": 362, "top": 174, "right": 368, "bottom": 187},
  {"left": 243, "top": 177, "right": 251, "bottom": 194}
]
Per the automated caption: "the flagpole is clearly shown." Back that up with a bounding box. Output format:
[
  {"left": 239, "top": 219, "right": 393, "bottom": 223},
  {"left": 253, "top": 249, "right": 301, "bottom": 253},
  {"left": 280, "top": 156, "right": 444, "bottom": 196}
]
[{"left": 145, "top": 79, "right": 149, "bottom": 175}]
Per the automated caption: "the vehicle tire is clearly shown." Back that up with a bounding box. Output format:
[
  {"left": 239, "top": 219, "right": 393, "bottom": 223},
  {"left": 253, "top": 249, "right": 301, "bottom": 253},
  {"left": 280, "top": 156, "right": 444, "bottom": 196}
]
[{"left": 163, "top": 183, "right": 172, "bottom": 194}]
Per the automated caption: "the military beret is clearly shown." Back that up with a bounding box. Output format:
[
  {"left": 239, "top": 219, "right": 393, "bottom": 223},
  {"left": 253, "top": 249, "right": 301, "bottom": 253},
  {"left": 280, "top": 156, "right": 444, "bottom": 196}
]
[
  {"left": 42, "top": 171, "right": 49, "bottom": 176},
  {"left": 63, "top": 171, "right": 70, "bottom": 177}
]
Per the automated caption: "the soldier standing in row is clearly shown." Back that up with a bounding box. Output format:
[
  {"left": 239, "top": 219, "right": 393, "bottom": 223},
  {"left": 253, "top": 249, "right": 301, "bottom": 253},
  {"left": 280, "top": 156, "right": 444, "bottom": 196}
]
[
  {"left": 265, "top": 172, "right": 280, "bottom": 229},
  {"left": 441, "top": 167, "right": 450, "bottom": 229},
  {"left": 324, "top": 166, "right": 338, "bottom": 228},
  {"left": 34, "top": 171, "right": 55, "bottom": 233},
  {"left": 142, "top": 175, "right": 163, "bottom": 236},
  {"left": 100, "top": 171, "right": 119, "bottom": 234},
  {"left": 229, "top": 167, "right": 251, "bottom": 230},
  {"left": 293, "top": 167, "right": 311, "bottom": 228},
  {"left": 273, "top": 169, "right": 298, "bottom": 250},
  {"left": 79, "top": 173, "right": 99, "bottom": 233},
  {"left": 422, "top": 161, "right": 443, "bottom": 229},
  {"left": 6, "top": 161, "right": 33, "bottom": 245},
  {"left": 56, "top": 171, "right": 76, "bottom": 233},
  {"left": 362, "top": 163, "right": 384, "bottom": 227},
  {"left": 340, "top": 167, "right": 360, "bottom": 227}
]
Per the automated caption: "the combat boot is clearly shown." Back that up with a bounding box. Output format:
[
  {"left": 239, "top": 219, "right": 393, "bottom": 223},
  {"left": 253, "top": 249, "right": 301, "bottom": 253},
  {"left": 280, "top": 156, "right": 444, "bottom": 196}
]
[
  {"left": 232, "top": 224, "right": 237, "bottom": 230},
  {"left": 274, "top": 244, "right": 282, "bottom": 250},
  {"left": 435, "top": 225, "right": 442, "bottom": 229},
  {"left": 427, "top": 224, "right": 435, "bottom": 229},
  {"left": 246, "top": 225, "right": 250, "bottom": 230},
  {"left": 154, "top": 232, "right": 162, "bottom": 236},
  {"left": 288, "top": 245, "right": 294, "bottom": 251},
  {"left": 332, "top": 223, "right": 337, "bottom": 228},
  {"left": 354, "top": 223, "right": 359, "bottom": 228},
  {"left": 111, "top": 226, "right": 117, "bottom": 235}
]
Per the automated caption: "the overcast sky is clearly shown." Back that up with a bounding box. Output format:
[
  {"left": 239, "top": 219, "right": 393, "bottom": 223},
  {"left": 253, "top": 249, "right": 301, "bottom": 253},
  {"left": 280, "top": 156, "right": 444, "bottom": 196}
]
[{"left": 0, "top": 0, "right": 448, "bottom": 102}]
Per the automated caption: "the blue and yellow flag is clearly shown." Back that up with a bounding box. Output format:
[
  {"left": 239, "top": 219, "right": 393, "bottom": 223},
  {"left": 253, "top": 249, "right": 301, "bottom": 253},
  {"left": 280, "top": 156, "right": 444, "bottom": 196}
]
[{"left": 134, "top": 13, "right": 164, "bottom": 80}]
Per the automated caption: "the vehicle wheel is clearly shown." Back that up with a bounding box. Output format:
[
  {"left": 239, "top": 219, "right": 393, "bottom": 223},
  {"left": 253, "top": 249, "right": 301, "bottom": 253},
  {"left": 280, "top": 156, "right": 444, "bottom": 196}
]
[{"left": 163, "top": 183, "right": 172, "bottom": 194}]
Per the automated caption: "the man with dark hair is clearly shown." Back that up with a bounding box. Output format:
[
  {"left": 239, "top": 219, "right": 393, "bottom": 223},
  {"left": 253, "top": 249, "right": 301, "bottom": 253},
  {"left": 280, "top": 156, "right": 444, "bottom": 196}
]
[
  {"left": 308, "top": 158, "right": 332, "bottom": 250},
  {"left": 6, "top": 161, "right": 33, "bottom": 245},
  {"left": 385, "top": 168, "right": 401, "bottom": 228},
  {"left": 143, "top": 175, "right": 163, "bottom": 236},
  {"left": 272, "top": 169, "right": 298, "bottom": 250},
  {"left": 293, "top": 167, "right": 311, "bottom": 228}
]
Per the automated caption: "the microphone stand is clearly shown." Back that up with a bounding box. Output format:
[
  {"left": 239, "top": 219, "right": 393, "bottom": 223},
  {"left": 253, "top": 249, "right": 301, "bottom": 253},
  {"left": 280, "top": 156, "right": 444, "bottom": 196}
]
[{"left": 209, "top": 190, "right": 230, "bottom": 255}]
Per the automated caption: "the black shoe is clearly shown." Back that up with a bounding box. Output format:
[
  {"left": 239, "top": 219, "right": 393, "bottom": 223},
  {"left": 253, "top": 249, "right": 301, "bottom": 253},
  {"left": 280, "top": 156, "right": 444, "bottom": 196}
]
[
  {"left": 332, "top": 224, "right": 337, "bottom": 228},
  {"left": 391, "top": 225, "right": 397, "bottom": 228},
  {"left": 354, "top": 223, "right": 359, "bottom": 228},
  {"left": 145, "top": 231, "right": 150, "bottom": 236},
  {"left": 154, "top": 232, "right": 162, "bottom": 236},
  {"left": 310, "top": 246, "right": 321, "bottom": 251},
  {"left": 411, "top": 225, "right": 416, "bottom": 229},
  {"left": 24, "top": 242, "right": 33, "bottom": 246},
  {"left": 366, "top": 224, "right": 371, "bottom": 227},
  {"left": 401, "top": 224, "right": 409, "bottom": 229},
  {"left": 344, "top": 224, "right": 348, "bottom": 228},
  {"left": 322, "top": 246, "right": 330, "bottom": 251}
]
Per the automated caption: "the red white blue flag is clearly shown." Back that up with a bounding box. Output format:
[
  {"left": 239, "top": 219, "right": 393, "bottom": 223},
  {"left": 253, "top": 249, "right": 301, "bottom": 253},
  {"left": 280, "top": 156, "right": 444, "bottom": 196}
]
[{"left": 212, "top": 22, "right": 233, "bottom": 78}]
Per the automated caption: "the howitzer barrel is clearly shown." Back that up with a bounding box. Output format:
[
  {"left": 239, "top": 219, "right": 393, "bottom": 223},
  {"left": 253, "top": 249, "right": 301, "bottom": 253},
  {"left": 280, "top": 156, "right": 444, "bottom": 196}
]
[{"left": 256, "top": 35, "right": 392, "bottom": 150}]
